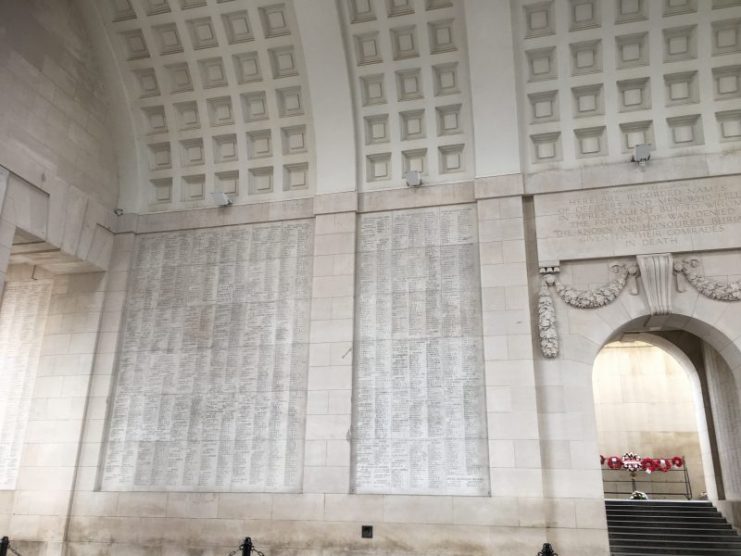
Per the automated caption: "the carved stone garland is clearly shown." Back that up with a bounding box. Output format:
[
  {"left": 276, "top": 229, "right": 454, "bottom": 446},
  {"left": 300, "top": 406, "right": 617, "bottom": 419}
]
[
  {"left": 538, "top": 255, "right": 741, "bottom": 358},
  {"left": 674, "top": 259, "right": 741, "bottom": 302},
  {"left": 539, "top": 263, "right": 635, "bottom": 359},
  {"left": 538, "top": 280, "right": 558, "bottom": 359}
]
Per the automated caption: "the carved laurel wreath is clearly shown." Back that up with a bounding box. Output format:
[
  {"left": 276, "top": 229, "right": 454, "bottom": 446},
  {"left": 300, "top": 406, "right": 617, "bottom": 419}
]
[
  {"left": 674, "top": 259, "right": 741, "bottom": 302},
  {"left": 539, "top": 264, "right": 632, "bottom": 359},
  {"left": 551, "top": 264, "right": 630, "bottom": 309},
  {"left": 538, "top": 283, "right": 558, "bottom": 359},
  {"left": 538, "top": 256, "right": 741, "bottom": 359}
]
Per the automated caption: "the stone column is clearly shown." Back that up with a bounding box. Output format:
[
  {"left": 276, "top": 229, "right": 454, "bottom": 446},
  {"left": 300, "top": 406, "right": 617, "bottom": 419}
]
[
  {"left": 7, "top": 268, "right": 108, "bottom": 556},
  {"left": 476, "top": 195, "right": 547, "bottom": 549},
  {"left": 303, "top": 204, "right": 357, "bottom": 498},
  {"left": 0, "top": 166, "right": 11, "bottom": 294},
  {"left": 68, "top": 233, "right": 135, "bottom": 502}
]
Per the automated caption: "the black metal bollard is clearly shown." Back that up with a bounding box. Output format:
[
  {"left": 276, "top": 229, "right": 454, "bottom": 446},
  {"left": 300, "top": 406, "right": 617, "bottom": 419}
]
[
  {"left": 242, "top": 537, "right": 253, "bottom": 556},
  {"left": 538, "top": 543, "right": 557, "bottom": 556},
  {"left": 0, "top": 536, "right": 9, "bottom": 556}
]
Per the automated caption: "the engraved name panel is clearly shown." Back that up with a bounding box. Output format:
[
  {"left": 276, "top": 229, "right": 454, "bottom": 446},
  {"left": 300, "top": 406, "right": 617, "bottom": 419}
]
[
  {"left": 352, "top": 205, "right": 490, "bottom": 496},
  {"left": 535, "top": 178, "right": 741, "bottom": 261},
  {"left": 102, "top": 221, "right": 313, "bottom": 492},
  {"left": 0, "top": 281, "right": 52, "bottom": 489}
]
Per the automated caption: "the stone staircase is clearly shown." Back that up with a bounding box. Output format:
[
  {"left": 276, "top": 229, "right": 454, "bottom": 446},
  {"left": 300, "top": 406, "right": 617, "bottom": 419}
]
[{"left": 606, "top": 499, "right": 741, "bottom": 555}]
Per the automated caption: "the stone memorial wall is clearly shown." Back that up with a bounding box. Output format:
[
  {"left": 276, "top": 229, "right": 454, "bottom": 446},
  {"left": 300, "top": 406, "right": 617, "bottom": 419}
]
[
  {"left": 0, "top": 280, "right": 52, "bottom": 489},
  {"left": 535, "top": 178, "right": 741, "bottom": 261},
  {"left": 352, "top": 205, "right": 489, "bottom": 496},
  {"left": 101, "top": 221, "right": 313, "bottom": 492}
]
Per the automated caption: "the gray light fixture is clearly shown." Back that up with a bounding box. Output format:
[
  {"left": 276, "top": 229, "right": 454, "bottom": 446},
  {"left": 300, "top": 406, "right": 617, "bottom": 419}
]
[
  {"left": 404, "top": 170, "right": 422, "bottom": 187},
  {"left": 211, "top": 191, "right": 233, "bottom": 206},
  {"left": 631, "top": 144, "right": 651, "bottom": 166}
]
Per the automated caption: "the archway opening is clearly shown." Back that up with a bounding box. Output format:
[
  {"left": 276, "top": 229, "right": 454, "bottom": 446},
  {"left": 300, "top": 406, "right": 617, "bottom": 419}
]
[{"left": 593, "top": 340, "right": 707, "bottom": 500}]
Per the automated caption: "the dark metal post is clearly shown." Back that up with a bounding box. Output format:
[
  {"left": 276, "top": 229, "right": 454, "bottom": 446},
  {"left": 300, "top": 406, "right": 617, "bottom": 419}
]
[
  {"left": 683, "top": 456, "right": 692, "bottom": 500},
  {"left": 242, "top": 537, "right": 253, "bottom": 556},
  {"left": 0, "top": 536, "right": 9, "bottom": 556},
  {"left": 537, "top": 542, "right": 557, "bottom": 556}
]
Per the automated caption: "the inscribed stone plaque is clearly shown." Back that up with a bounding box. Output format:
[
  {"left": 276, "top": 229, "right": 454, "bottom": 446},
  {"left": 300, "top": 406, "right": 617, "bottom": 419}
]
[
  {"left": 102, "top": 221, "right": 313, "bottom": 492},
  {"left": 352, "top": 205, "right": 490, "bottom": 496},
  {"left": 535, "top": 178, "right": 741, "bottom": 262},
  {"left": 0, "top": 280, "right": 52, "bottom": 489}
]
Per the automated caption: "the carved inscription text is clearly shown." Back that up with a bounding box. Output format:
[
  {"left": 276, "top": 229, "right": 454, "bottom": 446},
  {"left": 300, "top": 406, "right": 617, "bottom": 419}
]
[{"left": 536, "top": 179, "right": 741, "bottom": 260}]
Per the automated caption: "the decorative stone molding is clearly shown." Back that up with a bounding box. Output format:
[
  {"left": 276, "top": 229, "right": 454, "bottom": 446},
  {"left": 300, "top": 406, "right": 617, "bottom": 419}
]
[
  {"left": 674, "top": 258, "right": 741, "bottom": 302},
  {"left": 537, "top": 262, "right": 634, "bottom": 358},
  {"left": 551, "top": 263, "right": 631, "bottom": 309},
  {"left": 537, "top": 254, "right": 741, "bottom": 357},
  {"left": 637, "top": 253, "right": 674, "bottom": 315},
  {"left": 540, "top": 262, "right": 560, "bottom": 274},
  {"left": 538, "top": 279, "right": 559, "bottom": 358}
]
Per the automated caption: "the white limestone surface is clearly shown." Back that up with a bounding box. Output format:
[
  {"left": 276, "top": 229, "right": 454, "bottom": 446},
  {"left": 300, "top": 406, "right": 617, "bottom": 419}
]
[
  {"left": 352, "top": 205, "right": 490, "bottom": 496},
  {"left": 0, "top": 280, "right": 52, "bottom": 489},
  {"left": 101, "top": 220, "right": 313, "bottom": 492},
  {"left": 535, "top": 178, "right": 741, "bottom": 261}
]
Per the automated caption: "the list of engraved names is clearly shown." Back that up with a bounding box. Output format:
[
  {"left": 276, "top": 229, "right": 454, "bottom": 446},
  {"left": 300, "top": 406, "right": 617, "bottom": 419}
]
[
  {"left": 102, "top": 222, "right": 313, "bottom": 492},
  {"left": 0, "top": 281, "right": 52, "bottom": 489},
  {"left": 352, "top": 206, "right": 489, "bottom": 496}
]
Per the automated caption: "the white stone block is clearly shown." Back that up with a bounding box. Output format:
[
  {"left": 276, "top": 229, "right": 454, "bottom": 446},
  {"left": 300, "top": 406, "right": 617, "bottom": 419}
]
[
  {"left": 309, "top": 319, "right": 354, "bottom": 343},
  {"left": 13, "top": 490, "right": 69, "bottom": 516},
  {"left": 116, "top": 492, "right": 167, "bottom": 517},
  {"left": 304, "top": 440, "right": 327, "bottom": 466},
  {"left": 326, "top": 439, "right": 351, "bottom": 467},
  {"left": 326, "top": 389, "right": 351, "bottom": 413},
  {"left": 312, "top": 276, "right": 354, "bottom": 298},
  {"left": 305, "top": 414, "right": 350, "bottom": 440},
  {"left": 514, "top": 440, "right": 541, "bottom": 468},
  {"left": 383, "top": 496, "right": 453, "bottom": 524},
  {"left": 324, "top": 494, "right": 383, "bottom": 522},
  {"left": 314, "top": 233, "right": 355, "bottom": 256},
  {"left": 488, "top": 412, "right": 539, "bottom": 440},
  {"left": 70, "top": 491, "right": 119, "bottom": 517},
  {"left": 166, "top": 493, "right": 218, "bottom": 519},
  {"left": 217, "top": 493, "right": 273, "bottom": 520},
  {"left": 272, "top": 494, "right": 324, "bottom": 520},
  {"left": 60, "top": 375, "right": 89, "bottom": 397},
  {"left": 303, "top": 466, "right": 349, "bottom": 493},
  {"left": 490, "top": 468, "right": 543, "bottom": 497},
  {"left": 16, "top": 466, "right": 75, "bottom": 492},
  {"left": 453, "top": 496, "right": 518, "bottom": 526},
  {"left": 489, "top": 439, "right": 516, "bottom": 468},
  {"left": 306, "top": 390, "right": 329, "bottom": 414},
  {"left": 329, "top": 342, "right": 353, "bottom": 367},
  {"left": 310, "top": 298, "right": 333, "bottom": 320}
]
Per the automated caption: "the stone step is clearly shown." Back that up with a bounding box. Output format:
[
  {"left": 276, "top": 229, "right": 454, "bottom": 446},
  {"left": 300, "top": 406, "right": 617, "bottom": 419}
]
[
  {"left": 607, "top": 506, "right": 718, "bottom": 514},
  {"left": 607, "top": 505, "right": 721, "bottom": 512},
  {"left": 606, "top": 500, "right": 712, "bottom": 505},
  {"left": 608, "top": 504, "right": 723, "bottom": 509},
  {"left": 606, "top": 500, "right": 741, "bottom": 556},
  {"left": 609, "top": 533, "right": 741, "bottom": 548},
  {"left": 607, "top": 507, "right": 725, "bottom": 514},
  {"left": 612, "top": 549, "right": 741, "bottom": 555},
  {"left": 607, "top": 511, "right": 724, "bottom": 519},
  {"left": 609, "top": 527, "right": 738, "bottom": 538},
  {"left": 607, "top": 513, "right": 725, "bottom": 524}
]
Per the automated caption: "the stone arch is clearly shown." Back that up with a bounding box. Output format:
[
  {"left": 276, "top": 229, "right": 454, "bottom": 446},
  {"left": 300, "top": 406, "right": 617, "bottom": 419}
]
[
  {"left": 593, "top": 332, "right": 721, "bottom": 500},
  {"left": 536, "top": 276, "right": 741, "bottom": 529}
]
